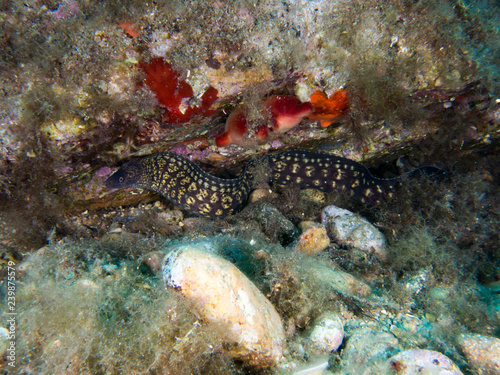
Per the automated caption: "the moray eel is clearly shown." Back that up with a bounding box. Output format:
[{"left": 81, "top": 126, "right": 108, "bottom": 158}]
[{"left": 105, "top": 149, "right": 446, "bottom": 218}]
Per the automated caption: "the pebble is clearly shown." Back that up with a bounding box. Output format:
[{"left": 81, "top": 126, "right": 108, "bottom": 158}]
[
  {"left": 279, "top": 355, "right": 330, "bottom": 375},
  {"left": 139, "top": 251, "right": 165, "bottom": 273},
  {"left": 157, "top": 209, "right": 184, "bottom": 223},
  {"left": 428, "top": 285, "right": 451, "bottom": 300},
  {"left": 387, "top": 349, "right": 463, "bottom": 374},
  {"left": 401, "top": 266, "right": 435, "bottom": 296},
  {"left": 321, "top": 205, "right": 387, "bottom": 261},
  {"left": 162, "top": 243, "right": 285, "bottom": 368},
  {"left": 99, "top": 229, "right": 144, "bottom": 245},
  {"left": 308, "top": 262, "right": 372, "bottom": 298},
  {"left": 249, "top": 188, "right": 277, "bottom": 203},
  {"left": 0, "top": 327, "right": 9, "bottom": 341},
  {"left": 298, "top": 221, "right": 317, "bottom": 232},
  {"left": 308, "top": 312, "right": 344, "bottom": 353},
  {"left": 456, "top": 333, "right": 500, "bottom": 375},
  {"left": 341, "top": 328, "right": 400, "bottom": 373},
  {"left": 245, "top": 202, "right": 298, "bottom": 245},
  {"left": 292, "top": 223, "right": 330, "bottom": 255}
]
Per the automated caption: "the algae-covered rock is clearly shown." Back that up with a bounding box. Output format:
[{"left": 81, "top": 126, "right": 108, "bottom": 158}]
[
  {"left": 162, "top": 244, "right": 285, "bottom": 368},
  {"left": 244, "top": 202, "right": 298, "bottom": 245},
  {"left": 307, "top": 262, "right": 372, "bottom": 299},
  {"left": 322, "top": 205, "right": 387, "bottom": 261},
  {"left": 292, "top": 222, "right": 331, "bottom": 255},
  {"left": 308, "top": 312, "right": 344, "bottom": 354},
  {"left": 340, "top": 328, "right": 400, "bottom": 373}
]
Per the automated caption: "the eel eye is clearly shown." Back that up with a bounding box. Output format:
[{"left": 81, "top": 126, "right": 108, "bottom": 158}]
[{"left": 119, "top": 177, "right": 124, "bottom": 183}]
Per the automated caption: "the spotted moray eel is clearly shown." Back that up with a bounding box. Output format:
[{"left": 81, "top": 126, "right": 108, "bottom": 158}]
[{"left": 105, "top": 149, "right": 446, "bottom": 218}]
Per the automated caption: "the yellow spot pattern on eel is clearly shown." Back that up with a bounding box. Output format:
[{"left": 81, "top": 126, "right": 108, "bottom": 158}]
[{"left": 105, "top": 150, "right": 447, "bottom": 218}]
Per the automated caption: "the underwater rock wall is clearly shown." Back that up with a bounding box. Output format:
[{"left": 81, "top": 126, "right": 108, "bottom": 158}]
[{"left": 0, "top": 0, "right": 497, "bottom": 222}]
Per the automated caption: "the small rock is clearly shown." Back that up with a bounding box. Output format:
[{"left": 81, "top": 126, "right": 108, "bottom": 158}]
[
  {"left": 387, "top": 349, "right": 463, "bottom": 374},
  {"left": 245, "top": 202, "right": 298, "bottom": 246},
  {"left": 75, "top": 278, "right": 99, "bottom": 291},
  {"left": 139, "top": 251, "right": 165, "bottom": 273},
  {"left": 428, "top": 286, "right": 452, "bottom": 300},
  {"left": 18, "top": 245, "right": 49, "bottom": 272},
  {"left": 157, "top": 209, "right": 183, "bottom": 223},
  {"left": 292, "top": 223, "right": 330, "bottom": 255},
  {"left": 457, "top": 333, "right": 500, "bottom": 375},
  {"left": 308, "top": 312, "right": 344, "bottom": 353},
  {"left": 0, "top": 327, "right": 9, "bottom": 341},
  {"left": 321, "top": 205, "right": 387, "bottom": 261},
  {"left": 401, "top": 266, "right": 435, "bottom": 296},
  {"left": 249, "top": 188, "right": 277, "bottom": 203},
  {"left": 341, "top": 328, "right": 399, "bottom": 373},
  {"left": 308, "top": 263, "right": 372, "bottom": 298},
  {"left": 298, "top": 221, "right": 317, "bottom": 232},
  {"left": 278, "top": 355, "right": 330, "bottom": 374},
  {"left": 425, "top": 285, "right": 453, "bottom": 312},
  {"left": 100, "top": 228, "right": 144, "bottom": 244},
  {"left": 162, "top": 244, "right": 285, "bottom": 368},
  {"left": 291, "top": 356, "right": 330, "bottom": 375},
  {"left": 0, "top": 327, "right": 11, "bottom": 357}
]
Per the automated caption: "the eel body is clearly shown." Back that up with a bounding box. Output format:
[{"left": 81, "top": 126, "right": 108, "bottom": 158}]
[{"left": 105, "top": 150, "right": 446, "bottom": 218}]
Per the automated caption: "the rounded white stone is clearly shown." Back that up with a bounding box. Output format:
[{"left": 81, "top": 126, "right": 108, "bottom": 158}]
[
  {"left": 162, "top": 245, "right": 285, "bottom": 368},
  {"left": 308, "top": 312, "right": 344, "bottom": 353},
  {"left": 292, "top": 224, "right": 331, "bottom": 255}
]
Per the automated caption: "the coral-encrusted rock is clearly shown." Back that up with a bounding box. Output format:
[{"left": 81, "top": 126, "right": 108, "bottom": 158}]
[
  {"left": 308, "top": 312, "right": 344, "bottom": 353},
  {"left": 162, "top": 245, "right": 285, "bottom": 368},
  {"left": 292, "top": 222, "right": 330, "bottom": 255},
  {"left": 457, "top": 334, "right": 500, "bottom": 375},
  {"left": 321, "top": 205, "right": 387, "bottom": 261},
  {"left": 387, "top": 349, "right": 463, "bottom": 374}
]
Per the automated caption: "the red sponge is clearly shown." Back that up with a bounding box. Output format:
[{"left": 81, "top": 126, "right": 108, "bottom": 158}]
[
  {"left": 216, "top": 95, "right": 312, "bottom": 147},
  {"left": 215, "top": 108, "right": 248, "bottom": 147},
  {"left": 265, "top": 95, "right": 313, "bottom": 133},
  {"left": 138, "top": 58, "right": 218, "bottom": 123}
]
